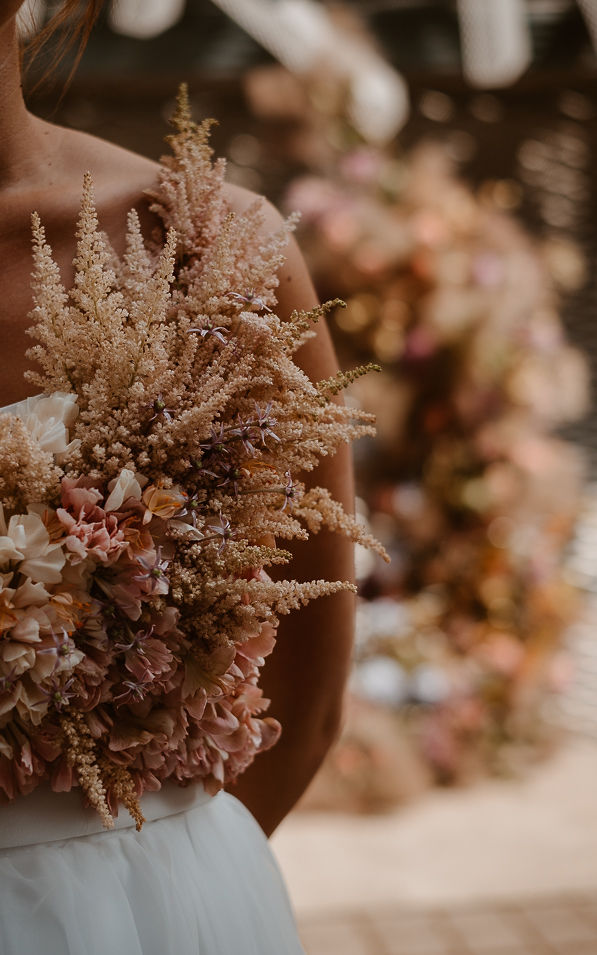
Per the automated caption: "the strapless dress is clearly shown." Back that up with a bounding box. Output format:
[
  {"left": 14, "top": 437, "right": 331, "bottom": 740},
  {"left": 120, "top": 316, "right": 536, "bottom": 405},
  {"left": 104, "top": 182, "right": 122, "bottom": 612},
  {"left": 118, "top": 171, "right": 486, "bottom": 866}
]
[{"left": 0, "top": 394, "right": 305, "bottom": 955}]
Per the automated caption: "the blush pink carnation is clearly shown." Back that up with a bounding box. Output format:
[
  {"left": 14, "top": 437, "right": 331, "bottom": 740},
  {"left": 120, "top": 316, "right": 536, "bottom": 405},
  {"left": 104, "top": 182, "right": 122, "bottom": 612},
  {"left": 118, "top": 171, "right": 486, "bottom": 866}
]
[{"left": 57, "top": 478, "right": 130, "bottom": 565}]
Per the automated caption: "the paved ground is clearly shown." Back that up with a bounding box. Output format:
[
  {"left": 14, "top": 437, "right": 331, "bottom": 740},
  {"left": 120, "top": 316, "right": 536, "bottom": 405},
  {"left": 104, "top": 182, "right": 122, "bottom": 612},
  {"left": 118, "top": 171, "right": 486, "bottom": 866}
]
[
  {"left": 560, "top": 486, "right": 597, "bottom": 741},
  {"left": 297, "top": 892, "right": 597, "bottom": 954},
  {"left": 272, "top": 738, "right": 597, "bottom": 955}
]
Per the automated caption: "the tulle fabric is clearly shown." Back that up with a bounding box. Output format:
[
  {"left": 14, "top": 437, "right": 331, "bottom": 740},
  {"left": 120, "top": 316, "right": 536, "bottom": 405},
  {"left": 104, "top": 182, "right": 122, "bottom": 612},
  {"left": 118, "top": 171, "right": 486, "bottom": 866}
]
[
  {"left": 0, "top": 784, "right": 305, "bottom": 955},
  {"left": 0, "top": 392, "right": 304, "bottom": 952}
]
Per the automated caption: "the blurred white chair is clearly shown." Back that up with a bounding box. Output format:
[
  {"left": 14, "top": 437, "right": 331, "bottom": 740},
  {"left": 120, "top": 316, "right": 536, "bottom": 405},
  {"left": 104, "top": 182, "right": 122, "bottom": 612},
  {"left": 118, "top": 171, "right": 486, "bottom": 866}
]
[
  {"left": 457, "top": 0, "right": 531, "bottom": 87},
  {"left": 578, "top": 0, "right": 597, "bottom": 49},
  {"left": 108, "top": 0, "right": 186, "bottom": 39}
]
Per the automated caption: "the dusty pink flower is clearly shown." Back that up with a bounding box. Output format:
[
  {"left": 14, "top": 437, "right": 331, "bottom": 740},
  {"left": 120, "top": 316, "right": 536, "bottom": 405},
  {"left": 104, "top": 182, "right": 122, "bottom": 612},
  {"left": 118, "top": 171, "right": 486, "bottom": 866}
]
[{"left": 57, "top": 480, "right": 130, "bottom": 565}]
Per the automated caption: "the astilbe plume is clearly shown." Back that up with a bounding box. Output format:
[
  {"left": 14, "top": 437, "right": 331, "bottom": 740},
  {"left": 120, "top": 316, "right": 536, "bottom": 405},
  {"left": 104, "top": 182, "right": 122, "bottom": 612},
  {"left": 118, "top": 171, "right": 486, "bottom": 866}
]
[
  {"left": 0, "top": 87, "right": 386, "bottom": 828},
  {"left": 0, "top": 415, "right": 60, "bottom": 511}
]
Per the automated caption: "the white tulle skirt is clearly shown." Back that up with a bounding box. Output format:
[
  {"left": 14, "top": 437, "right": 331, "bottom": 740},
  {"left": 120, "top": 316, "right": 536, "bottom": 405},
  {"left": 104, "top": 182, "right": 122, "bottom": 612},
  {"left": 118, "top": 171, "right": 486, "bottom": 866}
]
[{"left": 0, "top": 783, "right": 305, "bottom": 954}]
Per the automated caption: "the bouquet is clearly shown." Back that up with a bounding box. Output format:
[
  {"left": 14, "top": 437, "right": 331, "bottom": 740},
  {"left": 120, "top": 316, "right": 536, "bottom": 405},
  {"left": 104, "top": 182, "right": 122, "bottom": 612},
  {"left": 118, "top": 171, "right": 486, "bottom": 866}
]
[{"left": 0, "top": 88, "right": 384, "bottom": 829}]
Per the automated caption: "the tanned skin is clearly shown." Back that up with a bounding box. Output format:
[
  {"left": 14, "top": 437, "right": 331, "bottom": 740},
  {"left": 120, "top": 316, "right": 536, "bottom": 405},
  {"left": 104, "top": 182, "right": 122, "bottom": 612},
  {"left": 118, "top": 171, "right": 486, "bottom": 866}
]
[{"left": 0, "top": 5, "right": 355, "bottom": 836}]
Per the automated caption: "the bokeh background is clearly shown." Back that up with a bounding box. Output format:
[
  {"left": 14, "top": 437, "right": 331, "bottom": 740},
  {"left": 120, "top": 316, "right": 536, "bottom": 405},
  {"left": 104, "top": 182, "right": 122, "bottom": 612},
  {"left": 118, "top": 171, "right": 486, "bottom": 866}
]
[{"left": 23, "top": 1, "right": 597, "bottom": 951}]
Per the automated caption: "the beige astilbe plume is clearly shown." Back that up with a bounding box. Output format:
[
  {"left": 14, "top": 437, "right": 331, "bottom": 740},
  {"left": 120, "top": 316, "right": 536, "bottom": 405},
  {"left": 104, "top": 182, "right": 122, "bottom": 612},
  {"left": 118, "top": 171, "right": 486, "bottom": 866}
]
[
  {"left": 25, "top": 84, "right": 387, "bottom": 655},
  {"left": 27, "top": 183, "right": 181, "bottom": 479},
  {"left": 0, "top": 415, "right": 61, "bottom": 511}
]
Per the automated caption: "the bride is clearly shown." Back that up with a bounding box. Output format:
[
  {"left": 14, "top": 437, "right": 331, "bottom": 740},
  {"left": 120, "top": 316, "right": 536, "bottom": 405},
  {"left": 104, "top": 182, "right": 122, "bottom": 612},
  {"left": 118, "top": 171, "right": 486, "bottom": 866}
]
[{"left": 0, "top": 2, "right": 355, "bottom": 952}]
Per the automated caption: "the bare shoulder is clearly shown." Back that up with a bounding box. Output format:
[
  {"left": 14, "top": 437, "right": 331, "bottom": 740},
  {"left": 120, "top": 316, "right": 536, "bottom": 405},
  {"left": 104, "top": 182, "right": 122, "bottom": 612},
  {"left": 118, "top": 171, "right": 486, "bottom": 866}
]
[
  {"left": 41, "top": 120, "right": 159, "bottom": 196},
  {"left": 223, "top": 181, "right": 281, "bottom": 228},
  {"left": 223, "top": 181, "right": 319, "bottom": 320}
]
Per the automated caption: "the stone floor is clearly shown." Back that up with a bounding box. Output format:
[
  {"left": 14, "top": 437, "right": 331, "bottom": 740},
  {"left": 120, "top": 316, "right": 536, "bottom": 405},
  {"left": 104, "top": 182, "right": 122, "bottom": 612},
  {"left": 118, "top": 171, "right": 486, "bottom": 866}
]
[
  {"left": 297, "top": 893, "right": 597, "bottom": 954},
  {"left": 273, "top": 738, "right": 597, "bottom": 955}
]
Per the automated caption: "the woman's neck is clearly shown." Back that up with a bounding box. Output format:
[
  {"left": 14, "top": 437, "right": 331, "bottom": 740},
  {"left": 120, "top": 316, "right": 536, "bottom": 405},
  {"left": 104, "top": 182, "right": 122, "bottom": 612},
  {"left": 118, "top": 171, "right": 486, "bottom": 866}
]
[{"left": 0, "top": 17, "right": 48, "bottom": 191}]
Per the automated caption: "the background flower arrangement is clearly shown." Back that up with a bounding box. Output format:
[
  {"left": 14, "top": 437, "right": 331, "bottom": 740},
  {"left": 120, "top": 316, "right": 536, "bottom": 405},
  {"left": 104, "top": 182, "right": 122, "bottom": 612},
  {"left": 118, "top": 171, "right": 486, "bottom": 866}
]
[
  {"left": 257, "top": 71, "right": 591, "bottom": 803},
  {"left": 0, "top": 89, "right": 385, "bottom": 828}
]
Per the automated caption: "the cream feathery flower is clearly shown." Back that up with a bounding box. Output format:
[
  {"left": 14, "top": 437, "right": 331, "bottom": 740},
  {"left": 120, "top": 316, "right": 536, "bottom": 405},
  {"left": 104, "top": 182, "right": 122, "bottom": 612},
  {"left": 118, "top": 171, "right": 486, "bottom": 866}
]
[
  {"left": 105, "top": 468, "right": 145, "bottom": 512},
  {"left": 0, "top": 577, "right": 52, "bottom": 645},
  {"left": 12, "top": 577, "right": 52, "bottom": 610},
  {"left": 16, "top": 682, "right": 50, "bottom": 725},
  {"left": 1, "top": 640, "right": 36, "bottom": 676},
  {"left": 1, "top": 392, "right": 79, "bottom": 461},
  {"left": 5, "top": 512, "right": 65, "bottom": 584},
  {"left": 0, "top": 572, "right": 18, "bottom": 633},
  {"left": 0, "top": 505, "right": 24, "bottom": 565},
  {"left": 0, "top": 536, "right": 24, "bottom": 565}
]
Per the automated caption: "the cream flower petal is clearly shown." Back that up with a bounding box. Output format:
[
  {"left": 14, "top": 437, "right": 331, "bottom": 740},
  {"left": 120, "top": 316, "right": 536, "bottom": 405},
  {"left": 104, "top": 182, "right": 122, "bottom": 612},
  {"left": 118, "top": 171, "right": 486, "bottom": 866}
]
[
  {"left": 16, "top": 686, "right": 49, "bottom": 725},
  {"left": 27, "top": 650, "right": 57, "bottom": 684},
  {"left": 7, "top": 513, "right": 50, "bottom": 560},
  {"left": 9, "top": 622, "right": 41, "bottom": 646},
  {"left": 5, "top": 513, "right": 66, "bottom": 584},
  {"left": 20, "top": 543, "right": 66, "bottom": 585},
  {"left": 105, "top": 468, "right": 145, "bottom": 511},
  {"left": 167, "top": 519, "right": 204, "bottom": 540},
  {"left": 0, "top": 691, "right": 18, "bottom": 718},
  {"left": 0, "top": 535, "right": 24, "bottom": 565},
  {"left": 2, "top": 640, "right": 37, "bottom": 664},
  {"left": 12, "top": 578, "right": 51, "bottom": 608},
  {"left": 10, "top": 602, "right": 55, "bottom": 644},
  {"left": 5, "top": 392, "right": 79, "bottom": 457}
]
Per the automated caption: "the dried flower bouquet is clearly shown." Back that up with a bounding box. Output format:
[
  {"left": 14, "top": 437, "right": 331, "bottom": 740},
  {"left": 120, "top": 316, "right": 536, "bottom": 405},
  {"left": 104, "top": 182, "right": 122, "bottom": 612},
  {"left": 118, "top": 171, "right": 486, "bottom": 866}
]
[{"left": 0, "top": 89, "right": 384, "bottom": 829}]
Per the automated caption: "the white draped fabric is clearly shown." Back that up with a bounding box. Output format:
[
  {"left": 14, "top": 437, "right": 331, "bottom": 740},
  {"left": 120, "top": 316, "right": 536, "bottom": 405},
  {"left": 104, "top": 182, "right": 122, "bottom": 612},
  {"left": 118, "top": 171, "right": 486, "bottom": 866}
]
[{"left": 0, "top": 783, "right": 305, "bottom": 955}]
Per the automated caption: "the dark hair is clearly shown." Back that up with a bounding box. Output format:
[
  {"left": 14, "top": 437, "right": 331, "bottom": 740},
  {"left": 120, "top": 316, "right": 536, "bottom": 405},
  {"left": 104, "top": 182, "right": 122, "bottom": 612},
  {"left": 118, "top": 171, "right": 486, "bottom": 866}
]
[{"left": 23, "top": 0, "right": 104, "bottom": 88}]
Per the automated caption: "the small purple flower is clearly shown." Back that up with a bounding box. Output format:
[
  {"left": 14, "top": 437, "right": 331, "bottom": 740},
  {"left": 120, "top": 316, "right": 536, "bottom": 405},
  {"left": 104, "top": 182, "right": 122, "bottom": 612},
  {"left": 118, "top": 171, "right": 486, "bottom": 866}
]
[
  {"left": 0, "top": 667, "right": 18, "bottom": 696},
  {"left": 177, "top": 496, "right": 202, "bottom": 528},
  {"left": 113, "top": 679, "right": 151, "bottom": 706},
  {"left": 227, "top": 289, "right": 273, "bottom": 313},
  {"left": 98, "top": 600, "right": 118, "bottom": 620},
  {"left": 200, "top": 424, "right": 229, "bottom": 456},
  {"left": 230, "top": 416, "right": 258, "bottom": 456},
  {"left": 38, "top": 629, "right": 77, "bottom": 663},
  {"left": 132, "top": 546, "right": 170, "bottom": 593},
  {"left": 189, "top": 458, "right": 218, "bottom": 481},
  {"left": 189, "top": 324, "right": 228, "bottom": 345},
  {"left": 148, "top": 395, "right": 175, "bottom": 425},
  {"left": 216, "top": 462, "right": 245, "bottom": 495},
  {"left": 281, "top": 471, "right": 297, "bottom": 511},
  {"left": 254, "top": 402, "right": 280, "bottom": 445},
  {"left": 114, "top": 625, "right": 154, "bottom": 654},
  {"left": 41, "top": 676, "right": 77, "bottom": 712},
  {"left": 205, "top": 515, "right": 236, "bottom": 553}
]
